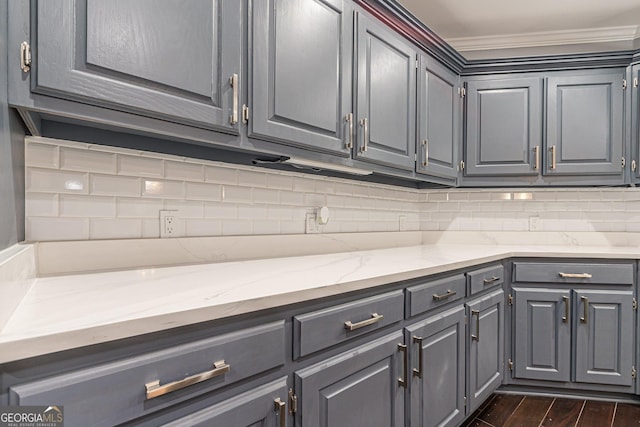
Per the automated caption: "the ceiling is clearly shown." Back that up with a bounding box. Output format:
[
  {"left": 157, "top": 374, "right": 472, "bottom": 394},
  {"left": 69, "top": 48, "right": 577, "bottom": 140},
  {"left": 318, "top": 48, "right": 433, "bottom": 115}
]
[{"left": 397, "top": 0, "right": 640, "bottom": 59}]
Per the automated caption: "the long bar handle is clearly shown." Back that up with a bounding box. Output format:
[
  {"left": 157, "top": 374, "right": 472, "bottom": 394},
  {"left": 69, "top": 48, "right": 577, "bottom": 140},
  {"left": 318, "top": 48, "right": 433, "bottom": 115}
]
[
  {"left": 550, "top": 145, "right": 557, "bottom": 169},
  {"left": 559, "top": 272, "right": 592, "bottom": 279},
  {"left": 344, "top": 313, "right": 383, "bottom": 331},
  {"left": 422, "top": 139, "right": 429, "bottom": 167},
  {"left": 398, "top": 343, "right": 408, "bottom": 388},
  {"left": 581, "top": 296, "right": 589, "bottom": 323},
  {"left": 360, "top": 118, "right": 369, "bottom": 152},
  {"left": 471, "top": 309, "right": 480, "bottom": 341},
  {"left": 534, "top": 145, "right": 540, "bottom": 170},
  {"left": 229, "top": 74, "right": 239, "bottom": 125},
  {"left": 345, "top": 113, "right": 354, "bottom": 149},
  {"left": 483, "top": 276, "right": 501, "bottom": 285},
  {"left": 562, "top": 296, "right": 569, "bottom": 323},
  {"left": 412, "top": 336, "right": 423, "bottom": 378},
  {"left": 433, "top": 289, "right": 456, "bottom": 301},
  {"left": 274, "top": 398, "right": 286, "bottom": 427},
  {"left": 145, "top": 360, "right": 230, "bottom": 400}
]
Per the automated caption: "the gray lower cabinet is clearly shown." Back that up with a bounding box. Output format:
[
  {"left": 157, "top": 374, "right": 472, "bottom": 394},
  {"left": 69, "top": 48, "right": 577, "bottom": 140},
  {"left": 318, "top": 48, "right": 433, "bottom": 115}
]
[
  {"left": 546, "top": 71, "right": 625, "bottom": 176},
  {"left": 354, "top": 12, "right": 416, "bottom": 170},
  {"left": 250, "top": 0, "right": 353, "bottom": 155},
  {"left": 406, "top": 305, "right": 466, "bottom": 427},
  {"left": 294, "top": 331, "right": 405, "bottom": 427},
  {"left": 466, "top": 289, "right": 504, "bottom": 414},
  {"left": 416, "top": 54, "right": 460, "bottom": 181},
  {"left": 30, "top": 0, "right": 242, "bottom": 131}
]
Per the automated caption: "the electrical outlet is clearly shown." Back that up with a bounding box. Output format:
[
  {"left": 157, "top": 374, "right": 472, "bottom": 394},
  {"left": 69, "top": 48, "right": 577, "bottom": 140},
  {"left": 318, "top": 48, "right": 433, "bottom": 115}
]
[
  {"left": 528, "top": 216, "right": 540, "bottom": 232},
  {"left": 305, "top": 212, "right": 319, "bottom": 234},
  {"left": 160, "top": 210, "right": 179, "bottom": 238}
]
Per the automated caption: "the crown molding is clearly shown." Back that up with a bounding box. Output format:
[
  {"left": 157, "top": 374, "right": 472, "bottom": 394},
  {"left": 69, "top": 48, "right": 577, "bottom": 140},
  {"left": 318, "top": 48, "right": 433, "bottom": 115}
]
[{"left": 449, "top": 26, "right": 639, "bottom": 52}]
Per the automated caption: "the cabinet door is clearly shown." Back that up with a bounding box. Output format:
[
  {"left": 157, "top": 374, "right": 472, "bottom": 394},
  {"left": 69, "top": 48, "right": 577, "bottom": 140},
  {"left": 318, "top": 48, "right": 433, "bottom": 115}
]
[
  {"left": 546, "top": 72, "right": 625, "bottom": 175},
  {"left": 355, "top": 12, "right": 416, "bottom": 170},
  {"left": 162, "top": 378, "right": 289, "bottom": 427},
  {"left": 406, "top": 306, "right": 465, "bottom": 427},
  {"left": 250, "top": 0, "right": 352, "bottom": 155},
  {"left": 34, "top": 0, "right": 241, "bottom": 131},
  {"left": 574, "top": 289, "right": 634, "bottom": 387},
  {"left": 467, "top": 289, "right": 504, "bottom": 413},
  {"left": 512, "top": 288, "right": 571, "bottom": 382},
  {"left": 465, "top": 78, "right": 542, "bottom": 176},
  {"left": 295, "top": 332, "right": 405, "bottom": 427},
  {"left": 632, "top": 65, "right": 640, "bottom": 181},
  {"left": 416, "top": 55, "right": 460, "bottom": 180}
]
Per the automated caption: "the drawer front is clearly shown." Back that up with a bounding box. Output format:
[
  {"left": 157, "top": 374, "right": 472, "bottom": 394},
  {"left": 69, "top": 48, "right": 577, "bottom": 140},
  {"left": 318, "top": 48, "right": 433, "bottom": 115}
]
[
  {"left": 9, "top": 321, "right": 286, "bottom": 427},
  {"left": 468, "top": 264, "right": 505, "bottom": 295},
  {"left": 294, "top": 290, "right": 404, "bottom": 359},
  {"left": 406, "top": 274, "right": 466, "bottom": 317},
  {"left": 513, "top": 262, "right": 634, "bottom": 285}
]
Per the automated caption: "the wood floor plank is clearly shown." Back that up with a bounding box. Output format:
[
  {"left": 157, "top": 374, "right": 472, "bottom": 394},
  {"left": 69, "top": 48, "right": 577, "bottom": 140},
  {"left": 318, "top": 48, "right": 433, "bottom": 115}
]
[
  {"left": 462, "top": 395, "right": 498, "bottom": 427},
  {"left": 575, "top": 400, "right": 616, "bottom": 427},
  {"left": 612, "top": 403, "right": 640, "bottom": 426},
  {"left": 503, "top": 396, "right": 554, "bottom": 427},
  {"left": 540, "top": 398, "right": 584, "bottom": 427},
  {"left": 463, "top": 419, "right": 494, "bottom": 427},
  {"left": 477, "top": 394, "right": 525, "bottom": 426}
]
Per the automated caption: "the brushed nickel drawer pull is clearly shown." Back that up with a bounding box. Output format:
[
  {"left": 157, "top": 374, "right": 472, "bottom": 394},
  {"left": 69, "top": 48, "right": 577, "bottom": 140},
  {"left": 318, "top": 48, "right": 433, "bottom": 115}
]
[
  {"left": 360, "top": 117, "right": 369, "bottom": 152},
  {"left": 345, "top": 113, "right": 354, "bottom": 149},
  {"left": 422, "top": 139, "right": 429, "bottom": 167},
  {"left": 483, "top": 276, "right": 501, "bottom": 285},
  {"left": 274, "top": 398, "right": 286, "bottom": 427},
  {"left": 229, "top": 74, "right": 239, "bottom": 125},
  {"left": 533, "top": 145, "right": 540, "bottom": 170},
  {"left": 559, "top": 272, "right": 592, "bottom": 279},
  {"left": 398, "top": 343, "right": 408, "bottom": 388},
  {"left": 471, "top": 309, "right": 480, "bottom": 342},
  {"left": 562, "top": 295, "right": 569, "bottom": 323},
  {"left": 581, "top": 296, "right": 589, "bottom": 324},
  {"left": 344, "top": 313, "right": 383, "bottom": 331},
  {"left": 412, "top": 336, "right": 423, "bottom": 378},
  {"left": 145, "top": 360, "right": 230, "bottom": 400},
  {"left": 550, "top": 145, "right": 557, "bottom": 169},
  {"left": 433, "top": 289, "right": 457, "bottom": 301}
]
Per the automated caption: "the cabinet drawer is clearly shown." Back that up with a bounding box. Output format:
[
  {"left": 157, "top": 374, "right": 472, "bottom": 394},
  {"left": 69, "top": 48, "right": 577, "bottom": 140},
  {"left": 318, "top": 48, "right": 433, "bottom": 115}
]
[
  {"left": 9, "top": 321, "right": 286, "bottom": 427},
  {"left": 468, "top": 264, "right": 504, "bottom": 295},
  {"left": 513, "top": 262, "right": 634, "bottom": 285},
  {"left": 406, "top": 274, "right": 466, "bottom": 317},
  {"left": 293, "top": 290, "right": 404, "bottom": 359}
]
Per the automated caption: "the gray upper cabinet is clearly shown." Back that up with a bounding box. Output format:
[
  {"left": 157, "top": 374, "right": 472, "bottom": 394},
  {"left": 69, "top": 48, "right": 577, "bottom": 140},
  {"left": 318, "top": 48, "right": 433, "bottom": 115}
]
[
  {"left": 33, "top": 0, "right": 242, "bottom": 132},
  {"left": 632, "top": 65, "right": 640, "bottom": 181},
  {"left": 546, "top": 72, "right": 625, "bottom": 176},
  {"left": 416, "top": 55, "right": 460, "bottom": 181},
  {"left": 465, "top": 77, "right": 542, "bottom": 176},
  {"left": 250, "top": 0, "right": 353, "bottom": 156},
  {"left": 354, "top": 12, "right": 416, "bottom": 171}
]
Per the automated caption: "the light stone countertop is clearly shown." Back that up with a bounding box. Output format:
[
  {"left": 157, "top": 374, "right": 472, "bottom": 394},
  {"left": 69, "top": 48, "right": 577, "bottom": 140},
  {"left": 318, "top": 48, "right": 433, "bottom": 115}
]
[{"left": 2, "top": 242, "right": 640, "bottom": 363}]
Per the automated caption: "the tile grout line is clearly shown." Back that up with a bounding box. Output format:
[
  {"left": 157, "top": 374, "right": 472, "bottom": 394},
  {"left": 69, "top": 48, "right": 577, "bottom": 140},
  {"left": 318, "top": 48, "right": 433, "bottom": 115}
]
[
  {"left": 573, "top": 400, "right": 587, "bottom": 427},
  {"left": 610, "top": 402, "right": 618, "bottom": 427},
  {"left": 537, "top": 397, "right": 556, "bottom": 427}
]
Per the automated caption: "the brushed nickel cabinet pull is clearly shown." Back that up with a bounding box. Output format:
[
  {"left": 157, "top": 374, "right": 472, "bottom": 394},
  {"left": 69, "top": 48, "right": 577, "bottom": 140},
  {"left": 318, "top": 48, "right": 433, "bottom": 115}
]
[
  {"left": 360, "top": 118, "right": 369, "bottom": 152},
  {"left": 581, "top": 296, "right": 589, "bottom": 323},
  {"left": 432, "top": 289, "right": 456, "bottom": 301},
  {"left": 534, "top": 145, "right": 540, "bottom": 170},
  {"left": 398, "top": 343, "right": 408, "bottom": 388},
  {"left": 422, "top": 139, "right": 429, "bottom": 167},
  {"left": 471, "top": 309, "right": 480, "bottom": 341},
  {"left": 274, "top": 398, "right": 286, "bottom": 427},
  {"left": 20, "top": 41, "right": 31, "bottom": 73},
  {"left": 345, "top": 113, "right": 354, "bottom": 149},
  {"left": 412, "top": 336, "right": 423, "bottom": 378},
  {"left": 483, "top": 276, "right": 500, "bottom": 285},
  {"left": 229, "top": 74, "right": 239, "bottom": 125},
  {"left": 550, "top": 145, "right": 557, "bottom": 169},
  {"left": 559, "top": 272, "right": 592, "bottom": 279},
  {"left": 145, "top": 360, "right": 230, "bottom": 400},
  {"left": 344, "top": 313, "right": 383, "bottom": 331},
  {"left": 562, "top": 295, "right": 569, "bottom": 323}
]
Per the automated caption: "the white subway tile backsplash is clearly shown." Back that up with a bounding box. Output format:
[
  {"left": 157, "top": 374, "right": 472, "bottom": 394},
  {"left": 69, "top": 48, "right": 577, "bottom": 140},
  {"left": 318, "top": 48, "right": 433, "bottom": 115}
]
[
  {"left": 26, "top": 193, "right": 59, "bottom": 217},
  {"left": 252, "top": 220, "right": 280, "bottom": 235},
  {"left": 60, "top": 148, "right": 116, "bottom": 174},
  {"left": 27, "top": 169, "right": 88, "bottom": 194},
  {"left": 185, "top": 182, "right": 222, "bottom": 201},
  {"left": 26, "top": 217, "right": 89, "bottom": 241},
  {"left": 222, "top": 219, "right": 252, "bottom": 236},
  {"left": 163, "top": 200, "right": 205, "bottom": 218},
  {"left": 142, "top": 180, "right": 184, "bottom": 199},
  {"left": 205, "top": 166, "right": 237, "bottom": 184},
  {"left": 118, "top": 155, "right": 164, "bottom": 177},
  {"left": 185, "top": 219, "right": 222, "bottom": 236},
  {"left": 117, "top": 198, "right": 164, "bottom": 218},
  {"left": 91, "top": 175, "right": 140, "bottom": 197},
  {"left": 25, "top": 143, "right": 59, "bottom": 168},
  {"left": 238, "top": 170, "right": 268, "bottom": 188},
  {"left": 266, "top": 173, "right": 293, "bottom": 190},
  {"left": 222, "top": 185, "right": 253, "bottom": 203},
  {"left": 279, "top": 191, "right": 305, "bottom": 206},
  {"left": 90, "top": 218, "right": 142, "bottom": 239},
  {"left": 204, "top": 202, "right": 238, "bottom": 219},
  {"left": 238, "top": 205, "right": 267, "bottom": 220},
  {"left": 280, "top": 219, "right": 305, "bottom": 234},
  {"left": 142, "top": 219, "right": 161, "bottom": 238},
  {"left": 267, "top": 206, "right": 293, "bottom": 220},
  {"left": 164, "top": 161, "right": 204, "bottom": 181},
  {"left": 253, "top": 188, "right": 280, "bottom": 204},
  {"left": 60, "top": 195, "right": 116, "bottom": 218}
]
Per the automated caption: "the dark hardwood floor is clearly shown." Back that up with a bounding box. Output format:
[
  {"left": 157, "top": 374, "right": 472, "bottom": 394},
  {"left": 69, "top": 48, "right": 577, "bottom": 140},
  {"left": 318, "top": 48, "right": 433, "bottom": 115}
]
[{"left": 462, "top": 394, "right": 640, "bottom": 427}]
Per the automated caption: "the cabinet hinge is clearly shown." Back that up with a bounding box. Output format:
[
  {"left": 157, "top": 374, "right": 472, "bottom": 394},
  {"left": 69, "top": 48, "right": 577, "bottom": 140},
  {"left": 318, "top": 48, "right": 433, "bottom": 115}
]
[
  {"left": 633, "top": 298, "right": 637, "bottom": 311},
  {"left": 288, "top": 388, "right": 297, "bottom": 415},
  {"left": 632, "top": 366, "right": 637, "bottom": 379},
  {"left": 634, "top": 77, "right": 639, "bottom": 88},
  {"left": 242, "top": 104, "right": 250, "bottom": 124},
  {"left": 459, "top": 160, "right": 465, "bottom": 171},
  {"left": 508, "top": 359, "right": 513, "bottom": 371},
  {"left": 622, "top": 157, "right": 626, "bottom": 168},
  {"left": 623, "top": 79, "right": 628, "bottom": 89},
  {"left": 508, "top": 294, "right": 513, "bottom": 306},
  {"left": 20, "top": 41, "right": 31, "bottom": 73}
]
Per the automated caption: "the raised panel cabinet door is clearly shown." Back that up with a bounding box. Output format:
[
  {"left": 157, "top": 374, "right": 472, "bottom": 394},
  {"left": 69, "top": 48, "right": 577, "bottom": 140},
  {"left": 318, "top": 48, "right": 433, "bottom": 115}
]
[
  {"left": 294, "top": 332, "right": 405, "bottom": 427},
  {"left": 416, "top": 54, "right": 460, "bottom": 180},
  {"left": 250, "top": 0, "right": 353, "bottom": 155},
  {"left": 34, "top": 0, "right": 241, "bottom": 131},
  {"left": 406, "top": 305, "right": 465, "bottom": 427},
  {"left": 162, "top": 378, "right": 290, "bottom": 427},
  {"left": 546, "top": 72, "right": 625, "bottom": 175},
  {"left": 574, "top": 289, "right": 634, "bottom": 387},
  {"left": 355, "top": 12, "right": 416, "bottom": 170},
  {"left": 512, "top": 288, "right": 571, "bottom": 382},
  {"left": 465, "top": 77, "right": 542, "bottom": 176},
  {"left": 466, "top": 289, "right": 504, "bottom": 414},
  {"left": 632, "top": 65, "right": 640, "bottom": 180}
]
